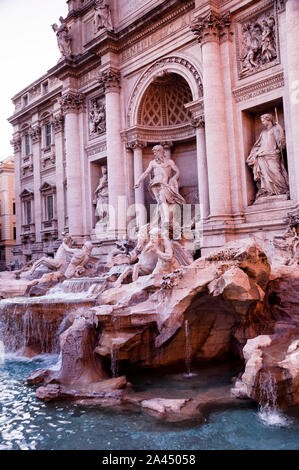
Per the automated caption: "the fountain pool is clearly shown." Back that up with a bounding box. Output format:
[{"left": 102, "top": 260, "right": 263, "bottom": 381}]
[{"left": 0, "top": 354, "right": 299, "bottom": 450}]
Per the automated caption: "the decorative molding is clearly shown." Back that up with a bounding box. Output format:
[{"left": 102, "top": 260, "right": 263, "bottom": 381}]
[
  {"left": 98, "top": 68, "right": 121, "bottom": 92},
  {"left": 233, "top": 72, "right": 284, "bottom": 102},
  {"left": 235, "top": 0, "right": 280, "bottom": 79},
  {"left": 123, "top": 123, "right": 196, "bottom": 145},
  {"left": 191, "top": 10, "right": 231, "bottom": 45},
  {"left": 51, "top": 113, "right": 64, "bottom": 133},
  {"left": 86, "top": 143, "right": 107, "bottom": 157},
  {"left": 120, "top": 2, "right": 194, "bottom": 63},
  {"left": 60, "top": 93, "right": 85, "bottom": 114}
]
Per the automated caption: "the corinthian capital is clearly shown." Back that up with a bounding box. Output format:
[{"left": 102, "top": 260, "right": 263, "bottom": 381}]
[
  {"left": 30, "top": 125, "right": 42, "bottom": 144},
  {"left": 60, "top": 92, "right": 85, "bottom": 114},
  {"left": 191, "top": 11, "right": 231, "bottom": 45},
  {"left": 99, "top": 68, "right": 121, "bottom": 92},
  {"left": 11, "top": 135, "right": 21, "bottom": 152}
]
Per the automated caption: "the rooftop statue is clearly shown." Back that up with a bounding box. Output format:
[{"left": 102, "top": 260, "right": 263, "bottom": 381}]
[
  {"left": 94, "top": 0, "right": 113, "bottom": 33},
  {"left": 52, "top": 16, "right": 72, "bottom": 59},
  {"left": 246, "top": 113, "right": 289, "bottom": 201}
]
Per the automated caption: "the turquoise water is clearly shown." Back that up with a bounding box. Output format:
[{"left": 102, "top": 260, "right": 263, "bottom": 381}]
[{"left": 0, "top": 355, "right": 299, "bottom": 450}]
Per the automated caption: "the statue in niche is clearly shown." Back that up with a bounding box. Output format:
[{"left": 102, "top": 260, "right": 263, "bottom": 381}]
[
  {"left": 28, "top": 233, "right": 73, "bottom": 276},
  {"left": 62, "top": 241, "right": 93, "bottom": 278},
  {"left": 239, "top": 13, "right": 277, "bottom": 76},
  {"left": 89, "top": 100, "right": 106, "bottom": 135},
  {"left": 93, "top": 0, "right": 113, "bottom": 33},
  {"left": 52, "top": 17, "right": 72, "bottom": 59},
  {"left": 94, "top": 165, "right": 109, "bottom": 226},
  {"left": 134, "top": 145, "right": 185, "bottom": 234},
  {"left": 246, "top": 113, "right": 289, "bottom": 201}
]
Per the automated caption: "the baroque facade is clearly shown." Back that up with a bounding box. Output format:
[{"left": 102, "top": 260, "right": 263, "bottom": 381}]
[{"left": 8, "top": 0, "right": 299, "bottom": 264}]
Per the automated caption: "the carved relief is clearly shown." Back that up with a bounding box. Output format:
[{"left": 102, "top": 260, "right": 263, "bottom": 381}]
[
  {"left": 89, "top": 97, "right": 106, "bottom": 137},
  {"left": 11, "top": 136, "right": 22, "bottom": 153},
  {"left": 30, "top": 125, "right": 41, "bottom": 144},
  {"left": 236, "top": 3, "right": 280, "bottom": 79}
]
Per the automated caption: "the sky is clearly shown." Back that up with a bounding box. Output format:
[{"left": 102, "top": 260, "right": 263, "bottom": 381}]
[{"left": 0, "top": 0, "right": 68, "bottom": 160}]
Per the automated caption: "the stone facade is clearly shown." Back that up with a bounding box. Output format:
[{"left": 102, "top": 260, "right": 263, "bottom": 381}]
[
  {"left": 0, "top": 157, "right": 16, "bottom": 269},
  {"left": 8, "top": 0, "right": 299, "bottom": 264}
]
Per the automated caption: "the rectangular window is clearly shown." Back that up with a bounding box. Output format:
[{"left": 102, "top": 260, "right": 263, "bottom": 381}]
[
  {"left": 47, "top": 195, "right": 53, "bottom": 220},
  {"left": 43, "top": 82, "right": 49, "bottom": 94},
  {"left": 25, "top": 134, "right": 30, "bottom": 156},
  {"left": 45, "top": 123, "right": 51, "bottom": 147},
  {"left": 25, "top": 200, "right": 31, "bottom": 224},
  {"left": 23, "top": 95, "right": 28, "bottom": 106},
  {"left": 13, "top": 227, "right": 16, "bottom": 240},
  {"left": 13, "top": 202, "right": 16, "bottom": 215}
]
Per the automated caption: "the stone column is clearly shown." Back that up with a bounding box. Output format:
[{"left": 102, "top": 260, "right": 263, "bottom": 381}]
[
  {"left": 286, "top": 0, "right": 299, "bottom": 201},
  {"left": 11, "top": 134, "right": 22, "bottom": 245},
  {"left": 125, "top": 144, "right": 135, "bottom": 209},
  {"left": 161, "top": 141, "right": 173, "bottom": 160},
  {"left": 192, "top": 116, "right": 210, "bottom": 219},
  {"left": 52, "top": 113, "right": 65, "bottom": 237},
  {"left": 31, "top": 125, "right": 42, "bottom": 243},
  {"left": 100, "top": 69, "right": 126, "bottom": 235},
  {"left": 60, "top": 93, "right": 85, "bottom": 239},
  {"left": 192, "top": 11, "right": 232, "bottom": 219}
]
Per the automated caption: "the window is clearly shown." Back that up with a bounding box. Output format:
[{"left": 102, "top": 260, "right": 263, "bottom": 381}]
[
  {"left": 43, "top": 81, "right": 49, "bottom": 94},
  {"left": 45, "top": 123, "right": 52, "bottom": 147},
  {"left": 23, "top": 95, "right": 28, "bottom": 106},
  {"left": 47, "top": 195, "right": 54, "bottom": 220},
  {"left": 25, "top": 200, "right": 31, "bottom": 224},
  {"left": 24, "top": 134, "right": 30, "bottom": 156},
  {"left": 13, "top": 227, "right": 16, "bottom": 240},
  {"left": 13, "top": 202, "right": 16, "bottom": 215}
]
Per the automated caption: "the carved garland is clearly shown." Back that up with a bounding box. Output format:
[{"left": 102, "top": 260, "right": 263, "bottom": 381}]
[{"left": 127, "top": 56, "right": 203, "bottom": 128}]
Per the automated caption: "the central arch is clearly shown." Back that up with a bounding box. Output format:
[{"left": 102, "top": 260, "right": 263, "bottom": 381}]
[{"left": 127, "top": 55, "right": 203, "bottom": 128}]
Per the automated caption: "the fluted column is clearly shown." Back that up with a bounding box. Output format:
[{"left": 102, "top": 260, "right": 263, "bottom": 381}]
[
  {"left": 60, "top": 92, "right": 85, "bottom": 239},
  {"left": 192, "top": 11, "right": 232, "bottom": 219},
  {"left": 11, "top": 134, "right": 22, "bottom": 245},
  {"left": 31, "top": 125, "right": 42, "bottom": 243},
  {"left": 99, "top": 69, "right": 126, "bottom": 235},
  {"left": 52, "top": 113, "right": 65, "bottom": 237},
  {"left": 286, "top": 0, "right": 299, "bottom": 201},
  {"left": 192, "top": 116, "right": 210, "bottom": 219}
]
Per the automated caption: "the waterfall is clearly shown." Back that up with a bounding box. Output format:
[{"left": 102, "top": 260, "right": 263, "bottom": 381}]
[
  {"left": 110, "top": 346, "right": 119, "bottom": 378},
  {"left": 258, "top": 371, "right": 290, "bottom": 427},
  {"left": 183, "top": 320, "right": 196, "bottom": 378}
]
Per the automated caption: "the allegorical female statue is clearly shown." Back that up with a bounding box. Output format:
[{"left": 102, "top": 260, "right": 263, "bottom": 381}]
[
  {"left": 94, "top": 165, "right": 109, "bottom": 225},
  {"left": 52, "top": 17, "right": 72, "bottom": 59},
  {"left": 246, "top": 113, "right": 289, "bottom": 201}
]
